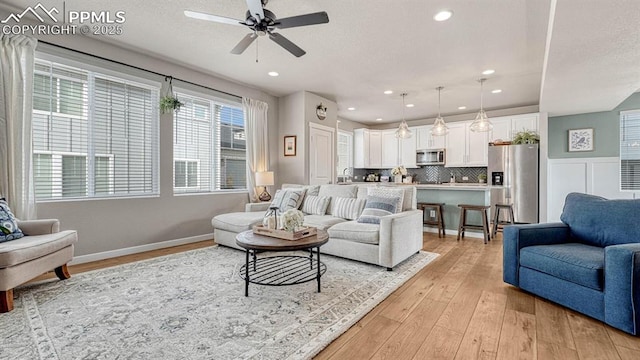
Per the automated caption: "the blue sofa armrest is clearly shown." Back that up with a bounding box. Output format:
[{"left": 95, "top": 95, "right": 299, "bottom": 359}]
[
  {"left": 503, "top": 223, "right": 570, "bottom": 286},
  {"left": 604, "top": 244, "right": 640, "bottom": 335}
]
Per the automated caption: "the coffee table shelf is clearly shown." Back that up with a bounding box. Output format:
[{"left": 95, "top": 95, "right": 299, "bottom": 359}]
[{"left": 239, "top": 254, "right": 327, "bottom": 286}]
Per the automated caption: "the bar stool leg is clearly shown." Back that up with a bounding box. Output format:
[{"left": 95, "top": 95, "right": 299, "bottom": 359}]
[
  {"left": 484, "top": 209, "right": 491, "bottom": 242},
  {"left": 457, "top": 208, "right": 465, "bottom": 241},
  {"left": 480, "top": 209, "right": 488, "bottom": 244},
  {"left": 509, "top": 206, "right": 515, "bottom": 224},
  {"left": 438, "top": 205, "right": 445, "bottom": 237},
  {"left": 492, "top": 206, "right": 500, "bottom": 238}
]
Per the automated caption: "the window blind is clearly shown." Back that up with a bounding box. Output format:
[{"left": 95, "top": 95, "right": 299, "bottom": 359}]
[
  {"left": 620, "top": 110, "right": 640, "bottom": 191},
  {"left": 32, "top": 59, "right": 159, "bottom": 200},
  {"left": 173, "top": 91, "right": 245, "bottom": 193}
]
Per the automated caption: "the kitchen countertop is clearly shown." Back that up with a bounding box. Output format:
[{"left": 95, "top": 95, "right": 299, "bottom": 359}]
[{"left": 337, "top": 182, "right": 492, "bottom": 191}]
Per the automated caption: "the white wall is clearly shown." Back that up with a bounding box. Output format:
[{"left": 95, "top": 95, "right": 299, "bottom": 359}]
[
  {"left": 10, "top": 18, "right": 280, "bottom": 258},
  {"left": 547, "top": 157, "right": 637, "bottom": 222}
]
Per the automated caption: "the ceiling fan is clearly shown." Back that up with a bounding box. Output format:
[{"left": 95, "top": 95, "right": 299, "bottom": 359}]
[{"left": 184, "top": 0, "right": 329, "bottom": 57}]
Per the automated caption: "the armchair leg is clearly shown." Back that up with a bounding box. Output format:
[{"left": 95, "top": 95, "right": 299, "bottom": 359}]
[
  {"left": 54, "top": 264, "right": 71, "bottom": 280},
  {"left": 1, "top": 289, "right": 13, "bottom": 313}
]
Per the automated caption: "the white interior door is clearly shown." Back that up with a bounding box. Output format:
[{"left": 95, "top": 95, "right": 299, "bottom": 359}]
[{"left": 309, "top": 124, "right": 335, "bottom": 185}]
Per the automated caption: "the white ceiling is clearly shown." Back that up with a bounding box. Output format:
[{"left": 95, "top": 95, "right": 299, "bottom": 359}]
[{"left": 3, "top": 0, "right": 640, "bottom": 123}]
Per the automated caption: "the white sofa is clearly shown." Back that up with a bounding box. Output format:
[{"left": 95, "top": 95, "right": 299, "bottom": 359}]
[{"left": 211, "top": 184, "right": 423, "bottom": 270}]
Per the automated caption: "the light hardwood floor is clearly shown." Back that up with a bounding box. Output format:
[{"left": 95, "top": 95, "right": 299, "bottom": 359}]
[{"left": 31, "top": 233, "right": 640, "bottom": 359}]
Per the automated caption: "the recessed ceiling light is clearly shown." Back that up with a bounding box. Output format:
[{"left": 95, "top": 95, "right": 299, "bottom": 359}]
[
  {"left": 337, "top": 120, "right": 341, "bottom": 123},
  {"left": 458, "top": 106, "right": 467, "bottom": 110},
  {"left": 492, "top": 89, "right": 502, "bottom": 94},
  {"left": 383, "top": 90, "right": 393, "bottom": 95},
  {"left": 347, "top": 107, "right": 356, "bottom": 111},
  {"left": 376, "top": 118, "right": 383, "bottom": 121},
  {"left": 268, "top": 71, "right": 279, "bottom": 77},
  {"left": 482, "top": 69, "right": 495, "bottom": 75},
  {"left": 406, "top": 104, "right": 415, "bottom": 108},
  {"left": 434, "top": 10, "right": 453, "bottom": 22}
]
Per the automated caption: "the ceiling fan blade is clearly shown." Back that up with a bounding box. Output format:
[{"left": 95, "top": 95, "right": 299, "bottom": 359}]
[
  {"left": 246, "top": 0, "right": 265, "bottom": 20},
  {"left": 231, "top": 33, "right": 258, "bottom": 55},
  {"left": 269, "top": 32, "right": 306, "bottom": 57},
  {"left": 275, "top": 12, "right": 329, "bottom": 29},
  {"left": 184, "top": 10, "right": 244, "bottom": 26}
]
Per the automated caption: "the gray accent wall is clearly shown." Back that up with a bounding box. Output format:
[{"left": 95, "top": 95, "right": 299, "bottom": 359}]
[{"left": 548, "top": 92, "right": 640, "bottom": 158}]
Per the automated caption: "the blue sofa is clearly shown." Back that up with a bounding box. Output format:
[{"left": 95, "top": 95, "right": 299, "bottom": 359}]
[{"left": 503, "top": 192, "right": 640, "bottom": 335}]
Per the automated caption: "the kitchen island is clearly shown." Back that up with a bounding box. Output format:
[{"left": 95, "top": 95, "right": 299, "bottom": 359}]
[{"left": 340, "top": 182, "right": 491, "bottom": 237}]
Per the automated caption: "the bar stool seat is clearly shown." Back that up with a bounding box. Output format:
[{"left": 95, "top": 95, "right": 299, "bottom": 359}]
[
  {"left": 492, "top": 203, "right": 515, "bottom": 237},
  {"left": 418, "top": 202, "right": 446, "bottom": 238},
  {"left": 457, "top": 204, "right": 491, "bottom": 244}
]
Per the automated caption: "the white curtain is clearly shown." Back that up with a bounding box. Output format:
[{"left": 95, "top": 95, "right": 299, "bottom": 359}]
[
  {"left": 243, "top": 98, "right": 270, "bottom": 202},
  {"left": 0, "top": 34, "right": 37, "bottom": 219}
]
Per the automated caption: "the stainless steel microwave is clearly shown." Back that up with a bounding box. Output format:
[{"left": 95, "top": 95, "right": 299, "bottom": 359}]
[{"left": 416, "top": 149, "right": 445, "bottom": 165}]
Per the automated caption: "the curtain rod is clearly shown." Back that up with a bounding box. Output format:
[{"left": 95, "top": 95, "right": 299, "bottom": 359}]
[{"left": 39, "top": 40, "right": 242, "bottom": 100}]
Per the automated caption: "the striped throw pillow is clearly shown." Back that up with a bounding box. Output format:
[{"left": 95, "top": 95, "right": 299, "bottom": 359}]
[
  {"left": 331, "top": 197, "right": 366, "bottom": 220},
  {"left": 357, "top": 195, "right": 402, "bottom": 224},
  {"left": 269, "top": 188, "right": 306, "bottom": 212},
  {"left": 367, "top": 187, "right": 405, "bottom": 213},
  {"left": 301, "top": 195, "right": 330, "bottom": 215}
]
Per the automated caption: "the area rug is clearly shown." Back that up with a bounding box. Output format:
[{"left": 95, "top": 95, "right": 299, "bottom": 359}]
[{"left": 1, "top": 246, "right": 438, "bottom": 360}]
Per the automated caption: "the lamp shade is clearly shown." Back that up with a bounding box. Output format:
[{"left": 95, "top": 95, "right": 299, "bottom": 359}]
[{"left": 255, "top": 171, "right": 274, "bottom": 186}]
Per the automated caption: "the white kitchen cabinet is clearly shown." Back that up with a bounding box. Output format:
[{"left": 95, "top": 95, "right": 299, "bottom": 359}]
[
  {"left": 416, "top": 125, "right": 446, "bottom": 149},
  {"left": 354, "top": 129, "right": 367, "bottom": 168},
  {"left": 381, "top": 129, "right": 399, "bottom": 167},
  {"left": 445, "top": 121, "right": 488, "bottom": 167},
  {"left": 369, "top": 130, "right": 382, "bottom": 168},
  {"left": 489, "top": 113, "right": 539, "bottom": 143},
  {"left": 400, "top": 130, "right": 418, "bottom": 168}
]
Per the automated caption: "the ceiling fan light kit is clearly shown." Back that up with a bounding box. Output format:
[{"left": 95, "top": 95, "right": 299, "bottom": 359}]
[
  {"left": 185, "top": 0, "right": 329, "bottom": 58},
  {"left": 470, "top": 78, "right": 493, "bottom": 132},
  {"left": 431, "top": 86, "right": 449, "bottom": 136}
]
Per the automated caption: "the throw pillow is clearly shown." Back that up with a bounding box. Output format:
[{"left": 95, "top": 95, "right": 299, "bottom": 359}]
[
  {"left": 357, "top": 195, "right": 402, "bottom": 224},
  {"left": 269, "top": 188, "right": 307, "bottom": 212},
  {"left": 331, "top": 197, "right": 366, "bottom": 220},
  {"left": 0, "top": 198, "right": 24, "bottom": 243},
  {"left": 367, "top": 187, "right": 405, "bottom": 213},
  {"left": 301, "top": 195, "right": 330, "bottom": 215}
]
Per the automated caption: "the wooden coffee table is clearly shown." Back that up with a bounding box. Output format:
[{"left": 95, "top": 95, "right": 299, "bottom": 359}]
[{"left": 236, "top": 229, "right": 329, "bottom": 297}]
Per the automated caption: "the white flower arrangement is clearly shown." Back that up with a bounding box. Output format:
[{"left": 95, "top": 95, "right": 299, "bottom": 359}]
[
  {"left": 281, "top": 209, "right": 305, "bottom": 232},
  {"left": 391, "top": 165, "right": 407, "bottom": 176}
]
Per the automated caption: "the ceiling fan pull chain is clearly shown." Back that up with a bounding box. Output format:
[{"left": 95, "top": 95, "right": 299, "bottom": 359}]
[{"left": 255, "top": 37, "right": 259, "bottom": 63}]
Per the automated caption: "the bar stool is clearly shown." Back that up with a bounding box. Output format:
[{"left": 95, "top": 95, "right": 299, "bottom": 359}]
[
  {"left": 418, "top": 202, "right": 446, "bottom": 238},
  {"left": 492, "top": 203, "right": 515, "bottom": 238},
  {"left": 457, "top": 204, "right": 491, "bottom": 244}
]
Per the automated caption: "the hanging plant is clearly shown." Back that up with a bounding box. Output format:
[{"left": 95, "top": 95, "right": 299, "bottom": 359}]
[
  {"left": 160, "top": 76, "right": 184, "bottom": 114},
  {"left": 512, "top": 130, "right": 540, "bottom": 144}
]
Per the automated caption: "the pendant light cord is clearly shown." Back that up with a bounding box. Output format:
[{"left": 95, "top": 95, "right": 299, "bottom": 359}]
[
  {"left": 479, "top": 78, "right": 486, "bottom": 111},
  {"left": 437, "top": 87, "right": 442, "bottom": 117}
]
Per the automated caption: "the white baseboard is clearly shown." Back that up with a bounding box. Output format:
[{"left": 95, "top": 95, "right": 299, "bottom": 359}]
[
  {"left": 69, "top": 233, "right": 214, "bottom": 265},
  {"left": 422, "top": 227, "right": 486, "bottom": 239}
]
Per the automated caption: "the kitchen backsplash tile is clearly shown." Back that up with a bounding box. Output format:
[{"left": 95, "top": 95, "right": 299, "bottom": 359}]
[{"left": 352, "top": 166, "right": 487, "bottom": 184}]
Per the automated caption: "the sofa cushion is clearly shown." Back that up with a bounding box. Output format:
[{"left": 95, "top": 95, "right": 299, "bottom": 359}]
[
  {"left": 0, "top": 198, "right": 24, "bottom": 243},
  {"left": 301, "top": 195, "right": 330, "bottom": 215},
  {"left": 327, "top": 221, "right": 380, "bottom": 245},
  {"left": 367, "top": 187, "right": 405, "bottom": 213},
  {"left": 303, "top": 215, "right": 347, "bottom": 231},
  {"left": 269, "top": 188, "right": 306, "bottom": 212},
  {"left": 319, "top": 185, "right": 357, "bottom": 215},
  {"left": 0, "top": 230, "right": 77, "bottom": 268},
  {"left": 377, "top": 185, "right": 415, "bottom": 211},
  {"left": 331, "top": 197, "right": 366, "bottom": 220},
  {"left": 520, "top": 243, "right": 604, "bottom": 291},
  {"left": 560, "top": 192, "right": 640, "bottom": 247},
  {"left": 357, "top": 192, "right": 402, "bottom": 224},
  {"left": 211, "top": 212, "right": 265, "bottom": 233}
]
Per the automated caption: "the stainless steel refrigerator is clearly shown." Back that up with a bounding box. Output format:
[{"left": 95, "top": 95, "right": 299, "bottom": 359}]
[{"left": 488, "top": 144, "right": 539, "bottom": 224}]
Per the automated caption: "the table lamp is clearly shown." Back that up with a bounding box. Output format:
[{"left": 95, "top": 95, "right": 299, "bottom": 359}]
[{"left": 255, "top": 171, "right": 274, "bottom": 202}]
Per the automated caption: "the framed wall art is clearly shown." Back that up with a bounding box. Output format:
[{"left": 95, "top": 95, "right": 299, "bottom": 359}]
[
  {"left": 568, "top": 128, "right": 594, "bottom": 152},
  {"left": 284, "top": 135, "right": 297, "bottom": 156}
]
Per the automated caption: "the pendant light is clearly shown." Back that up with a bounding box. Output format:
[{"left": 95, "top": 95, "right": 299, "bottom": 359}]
[
  {"left": 470, "top": 78, "right": 493, "bottom": 132},
  {"left": 431, "top": 86, "right": 449, "bottom": 136},
  {"left": 395, "top": 93, "right": 413, "bottom": 139}
]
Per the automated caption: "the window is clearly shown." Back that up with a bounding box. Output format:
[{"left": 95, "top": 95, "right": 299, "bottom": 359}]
[
  {"left": 337, "top": 131, "right": 353, "bottom": 180},
  {"left": 173, "top": 91, "right": 245, "bottom": 193},
  {"left": 621, "top": 110, "right": 640, "bottom": 191},
  {"left": 32, "top": 58, "right": 159, "bottom": 200}
]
